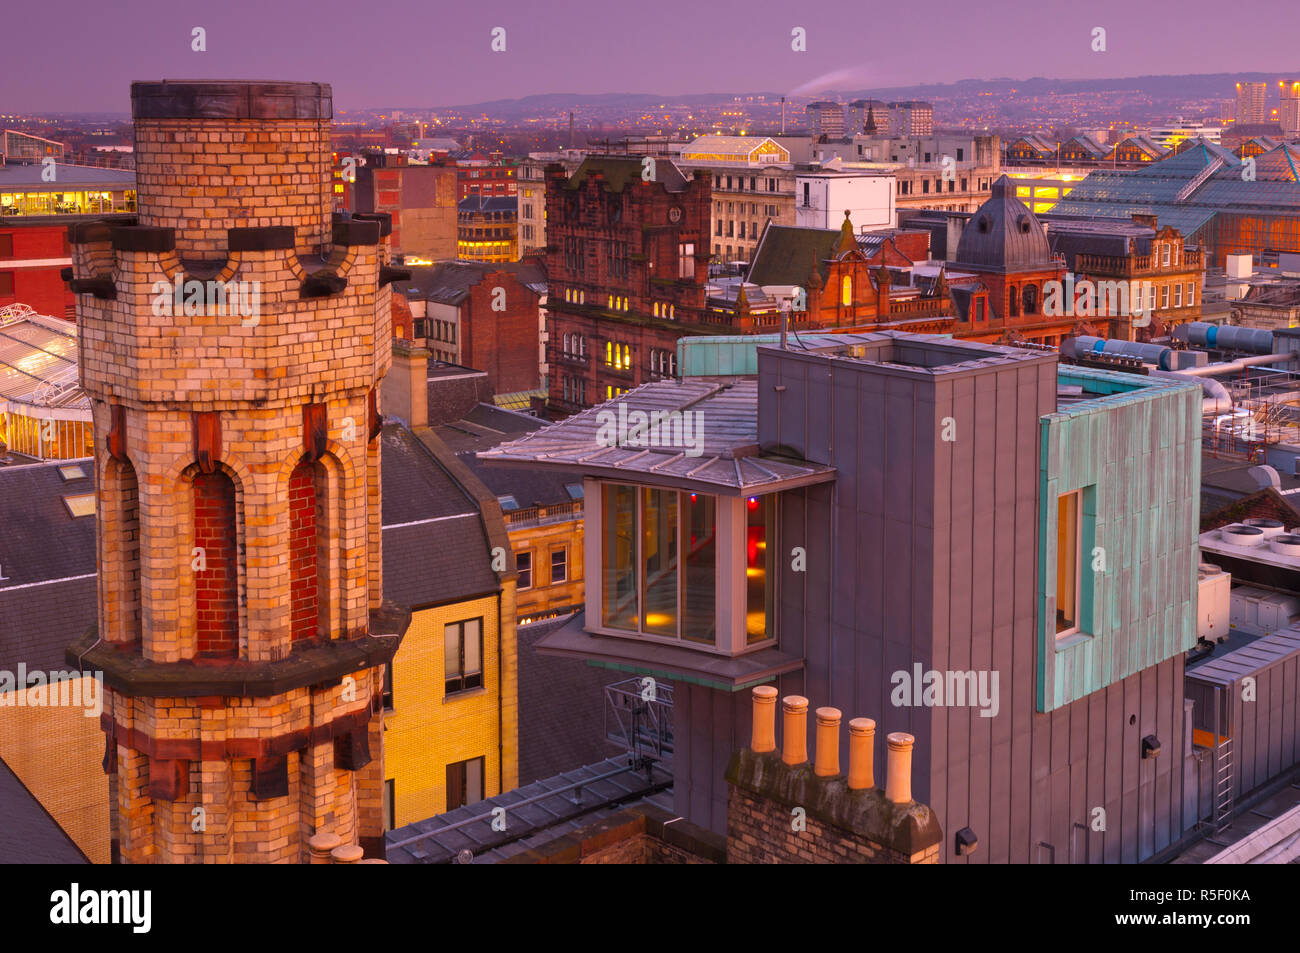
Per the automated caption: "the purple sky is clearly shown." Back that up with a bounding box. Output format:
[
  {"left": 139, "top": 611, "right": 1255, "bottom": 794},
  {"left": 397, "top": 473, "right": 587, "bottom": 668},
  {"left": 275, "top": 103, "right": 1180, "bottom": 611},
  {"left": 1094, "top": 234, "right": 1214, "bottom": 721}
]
[{"left": 2, "top": 0, "right": 1298, "bottom": 112}]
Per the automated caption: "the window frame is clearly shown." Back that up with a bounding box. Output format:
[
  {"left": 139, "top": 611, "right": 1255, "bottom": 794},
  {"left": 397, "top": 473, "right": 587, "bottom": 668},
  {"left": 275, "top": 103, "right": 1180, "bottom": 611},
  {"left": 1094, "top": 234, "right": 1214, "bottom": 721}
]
[
  {"left": 444, "top": 617, "right": 485, "bottom": 696},
  {"left": 550, "top": 545, "right": 567, "bottom": 584},
  {"left": 586, "top": 480, "right": 776, "bottom": 655}
]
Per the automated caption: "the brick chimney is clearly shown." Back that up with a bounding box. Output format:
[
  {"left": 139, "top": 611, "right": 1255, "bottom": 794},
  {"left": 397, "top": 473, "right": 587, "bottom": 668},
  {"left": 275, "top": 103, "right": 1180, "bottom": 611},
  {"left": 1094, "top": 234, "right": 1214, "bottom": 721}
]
[
  {"left": 383, "top": 338, "right": 430, "bottom": 430},
  {"left": 725, "top": 687, "right": 943, "bottom": 864}
]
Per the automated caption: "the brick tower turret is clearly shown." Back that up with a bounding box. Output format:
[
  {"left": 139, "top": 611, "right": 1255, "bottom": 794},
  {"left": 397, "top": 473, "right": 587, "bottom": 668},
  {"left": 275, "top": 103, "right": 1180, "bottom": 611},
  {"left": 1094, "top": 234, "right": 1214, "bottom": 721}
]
[{"left": 66, "top": 81, "right": 409, "bottom": 863}]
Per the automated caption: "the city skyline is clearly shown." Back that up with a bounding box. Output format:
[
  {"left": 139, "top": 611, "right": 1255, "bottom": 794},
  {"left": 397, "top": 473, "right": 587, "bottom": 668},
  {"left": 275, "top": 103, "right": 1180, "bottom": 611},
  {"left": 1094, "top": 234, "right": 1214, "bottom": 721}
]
[{"left": 3, "top": 0, "right": 1300, "bottom": 112}]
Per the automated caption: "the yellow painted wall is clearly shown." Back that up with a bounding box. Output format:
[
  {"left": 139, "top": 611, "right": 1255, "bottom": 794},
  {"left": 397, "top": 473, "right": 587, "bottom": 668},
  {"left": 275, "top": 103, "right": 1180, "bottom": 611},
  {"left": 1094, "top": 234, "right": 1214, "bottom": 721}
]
[
  {"left": 384, "top": 586, "right": 518, "bottom": 828},
  {"left": 0, "top": 678, "right": 111, "bottom": 863}
]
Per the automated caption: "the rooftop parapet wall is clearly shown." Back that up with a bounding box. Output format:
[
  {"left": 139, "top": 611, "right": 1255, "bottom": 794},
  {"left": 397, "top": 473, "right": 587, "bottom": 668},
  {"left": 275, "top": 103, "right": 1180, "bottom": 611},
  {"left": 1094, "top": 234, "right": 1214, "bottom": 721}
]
[
  {"left": 131, "top": 82, "right": 333, "bottom": 261},
  {"left": 69, "top": 221, "right": 391, "bottom": 410}
]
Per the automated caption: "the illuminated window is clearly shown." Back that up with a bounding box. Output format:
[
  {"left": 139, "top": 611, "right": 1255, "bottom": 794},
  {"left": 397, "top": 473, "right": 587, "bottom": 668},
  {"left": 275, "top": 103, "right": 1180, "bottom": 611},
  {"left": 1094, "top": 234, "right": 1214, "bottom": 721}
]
[
  {"left": 1056, "top": 491, "right": 1081, "bottom": 637},
  {"left": 841, "top": 275, "right": 852, "bottom": 307}
]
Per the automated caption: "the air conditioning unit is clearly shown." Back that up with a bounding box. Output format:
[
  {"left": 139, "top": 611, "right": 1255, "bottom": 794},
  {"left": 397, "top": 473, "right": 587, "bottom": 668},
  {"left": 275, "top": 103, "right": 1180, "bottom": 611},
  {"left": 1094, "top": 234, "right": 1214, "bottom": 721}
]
[{"left": 1198, "top": 563, "right": 1231, "bottom": 642}]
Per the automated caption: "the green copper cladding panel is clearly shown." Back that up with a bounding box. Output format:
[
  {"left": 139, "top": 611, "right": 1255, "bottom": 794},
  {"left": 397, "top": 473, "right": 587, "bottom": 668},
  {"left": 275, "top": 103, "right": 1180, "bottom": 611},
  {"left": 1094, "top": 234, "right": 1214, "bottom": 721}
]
[{"left": 1037, "top": 367, "right": 1201, "bottom": 712}]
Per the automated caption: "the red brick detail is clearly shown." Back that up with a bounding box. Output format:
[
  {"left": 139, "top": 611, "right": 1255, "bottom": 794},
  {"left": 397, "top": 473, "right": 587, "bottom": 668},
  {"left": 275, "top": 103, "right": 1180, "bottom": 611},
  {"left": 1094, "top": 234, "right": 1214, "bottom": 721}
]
[
  {"left": 288, "top": 459, "right": 319, "bottom": 643},
  {"left": 194, "top": 470, "right": 238, "bottom": 655}
]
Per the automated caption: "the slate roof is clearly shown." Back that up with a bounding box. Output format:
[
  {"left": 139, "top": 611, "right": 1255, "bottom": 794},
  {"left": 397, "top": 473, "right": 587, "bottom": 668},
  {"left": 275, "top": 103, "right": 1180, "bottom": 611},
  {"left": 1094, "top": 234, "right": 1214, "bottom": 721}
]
[
  {"left": 394, "top": 260, "right": 545, "bottom": 306},
  {"left": 564, "top": 155, "right": 689, "bottom": 193},
  {"left": 478, "top": 378, "right": 837, "bottom": 496},
  {"left": 516, "top": 615, "right": 619, "bottom": 785},
  {"left": 0, "top": 757, "right": 89, "bottom": 863},
  {"left": 380, "top": 424, "right": 499, "bottom": 609},
  {"left": 385, "top": 755, "right": 672, "bottom": 863},
  {"left": 746, "top": 224, "right": 841, "bottom": 287},
  {"left": 0, "top": 460, "right": 98, "bottom": 672},
  {"left": 433, "top": 405, "right": 577, "bottom": 509}
]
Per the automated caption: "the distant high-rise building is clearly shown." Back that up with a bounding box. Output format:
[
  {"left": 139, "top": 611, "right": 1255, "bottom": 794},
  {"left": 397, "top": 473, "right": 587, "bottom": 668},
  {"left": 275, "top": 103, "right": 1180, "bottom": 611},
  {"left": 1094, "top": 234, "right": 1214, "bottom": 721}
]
[
  {"left": 1236, "top": 81, "right": 1267, "bottom": 124},
  {"left": 847, "top": 99, "right": 891, "bottom": 135},
  {"left": 1280, "top": 81, "right": 1300, "bottom": 138},
  {"left": 889, "top": 101, "right": 934, "bottom": 136},
  {"left": 806, "top": 101, "right": 845, "bottom": 139}
]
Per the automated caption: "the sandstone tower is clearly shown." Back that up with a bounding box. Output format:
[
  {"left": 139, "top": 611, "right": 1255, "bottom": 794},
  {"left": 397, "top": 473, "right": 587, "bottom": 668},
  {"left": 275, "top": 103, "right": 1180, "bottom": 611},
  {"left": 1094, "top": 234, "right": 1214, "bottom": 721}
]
[{"left": 66, "top": 80, "right": 409, "bottom": 862}]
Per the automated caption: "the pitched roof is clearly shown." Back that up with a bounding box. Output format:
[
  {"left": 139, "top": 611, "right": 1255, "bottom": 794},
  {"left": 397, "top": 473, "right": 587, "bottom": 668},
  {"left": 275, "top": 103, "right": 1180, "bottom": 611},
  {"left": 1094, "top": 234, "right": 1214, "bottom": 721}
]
[
  {"left": 380, "top": 424, "right": 500, "bottom": 608},
  {"left": 0, "top": 757, "right": 89, "bottom": 863},
  {"left": 394, "top": 260, "right": 545, "bottom": 306},
  {"left": 434, "top": 406, "right": 577, "bottom": 510},
  {"left": 1200, "top": 486, "right": 1300, "bottom": 533},
  {"left": 564, "top": 155, "right": 689, "bottom": 193},
  {"left": 747, "top": 224, "right": 841, "bottom": 287},
  {"left": 516, "top": 616, "right": 619, "bottom": 785}
]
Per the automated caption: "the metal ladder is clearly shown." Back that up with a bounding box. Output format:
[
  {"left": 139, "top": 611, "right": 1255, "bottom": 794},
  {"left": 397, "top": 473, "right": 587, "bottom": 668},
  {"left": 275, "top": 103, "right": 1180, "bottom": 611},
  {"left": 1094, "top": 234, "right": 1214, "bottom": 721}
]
[
  {"left": 1213, "top": 736, "right": 1234, "bottom": 832},
  {"left": 1211, "top": 684, "right": 1234, "bottom": 833}
]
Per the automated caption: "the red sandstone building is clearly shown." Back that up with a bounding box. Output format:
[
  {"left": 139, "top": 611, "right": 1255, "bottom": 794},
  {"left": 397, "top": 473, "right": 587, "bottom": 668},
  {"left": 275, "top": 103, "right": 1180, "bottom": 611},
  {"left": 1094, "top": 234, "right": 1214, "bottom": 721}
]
[
  {"left": 543, "top": 156, "right": 714, "bottom": 414},
  {"left": 394, "top": 260, "right": 545, "bottom": 396},
  {"left": 1, "top": 221, "right": 76, "bottom": 318}
]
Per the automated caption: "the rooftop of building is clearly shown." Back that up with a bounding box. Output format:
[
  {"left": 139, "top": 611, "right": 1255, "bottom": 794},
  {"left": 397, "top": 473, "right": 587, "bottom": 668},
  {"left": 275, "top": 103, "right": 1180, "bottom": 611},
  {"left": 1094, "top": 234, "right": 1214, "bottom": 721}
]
[
  {"left": 0, "top": 306, "right": 87, "bottom": 412},
  {"left": 952, "top": 175, "right": 1057, "bottom": 273},
  {"left": 0, "top": 757, "right": 90, "bottom": 864},
  {"left": 0, "top": 457, "right": 98, "bottom": 674},
  {"left": 478, "top": 377, "right": 837, "bottom": 496},
  {"left": 393, "top": 259, "right": 546, "bottom": 305},
  {"left": 560, "top": 154, "right": 691, "bottom": 194},
  {"left": 380, "top": 422, "right": 501, "bottom": 609},
  {"left": 1052, "top": 140, "right": 1300, "bottom": 236},
  {"left": 385, "top": 755, "right": 673, "bottom": 863},
  {"left": 433, "top": 403, "right": 582, "bottom": 512},
  {"left": 457, "top": 194, "right": 517, "bottom": 213},
  {"left": 0, "top": 162, "right": 135, "bottom": 189}
]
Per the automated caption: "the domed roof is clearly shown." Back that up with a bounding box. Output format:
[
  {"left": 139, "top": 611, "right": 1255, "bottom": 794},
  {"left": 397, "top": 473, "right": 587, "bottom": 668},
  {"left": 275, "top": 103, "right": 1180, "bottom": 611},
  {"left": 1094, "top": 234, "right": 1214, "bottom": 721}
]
[{"left": 954, "top": 175, "right": 1053, "bottom": 271}]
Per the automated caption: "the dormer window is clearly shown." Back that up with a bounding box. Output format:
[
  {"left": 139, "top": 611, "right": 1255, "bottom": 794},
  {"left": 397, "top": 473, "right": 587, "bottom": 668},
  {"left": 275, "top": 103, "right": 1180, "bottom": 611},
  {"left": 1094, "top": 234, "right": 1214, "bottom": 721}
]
[{"left": 592, "top": 481, "right": 774, "bottom": 653}]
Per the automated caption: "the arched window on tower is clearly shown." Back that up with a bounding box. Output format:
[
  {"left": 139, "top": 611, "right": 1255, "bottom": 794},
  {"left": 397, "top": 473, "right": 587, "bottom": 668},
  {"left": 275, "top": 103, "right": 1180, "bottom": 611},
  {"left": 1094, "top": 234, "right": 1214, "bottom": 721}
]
[
  {"left": 1008, "top": 285, "right": 1020, "bottom": 317},
  {"left": 193, "top": 469, "right": 239, "bottom": 656},
  {"left": 841, "top": 275, "right": 852, "bottom": 307}
]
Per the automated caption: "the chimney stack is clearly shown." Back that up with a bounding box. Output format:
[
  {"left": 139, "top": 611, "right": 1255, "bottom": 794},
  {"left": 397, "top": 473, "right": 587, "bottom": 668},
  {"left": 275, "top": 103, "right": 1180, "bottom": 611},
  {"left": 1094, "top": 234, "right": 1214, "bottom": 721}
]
[
  {"left": 781, "top": 695, "right": 809, "bottom": 766},
  {"left": 750, "top": 685, "right": 778, "bottom": 753},
  {"left": 847, "top": 717, "right": 875, "bottom": 789},
  {"left": 885, "top": 732, "right": 916, "bottom": 804},
  {"left": 814, "top": 707, "right": 841, "bottom": 777}
]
